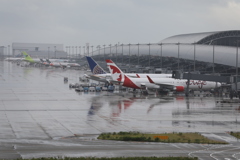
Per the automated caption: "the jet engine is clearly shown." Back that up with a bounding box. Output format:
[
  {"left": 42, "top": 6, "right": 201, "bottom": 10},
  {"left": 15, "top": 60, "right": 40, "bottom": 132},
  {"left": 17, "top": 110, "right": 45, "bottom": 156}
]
[
  {"left": 140, "top": 83, "right": 147, "bottom": 90},
  {"left": 174, "top": 86, "right": 184, "bottom": 92}
]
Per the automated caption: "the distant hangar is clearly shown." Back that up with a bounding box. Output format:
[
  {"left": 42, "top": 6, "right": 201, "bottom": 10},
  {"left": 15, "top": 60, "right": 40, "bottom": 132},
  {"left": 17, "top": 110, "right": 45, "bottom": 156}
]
[{"left": 12, "top": 43, "right": 67, "bottom": 58}]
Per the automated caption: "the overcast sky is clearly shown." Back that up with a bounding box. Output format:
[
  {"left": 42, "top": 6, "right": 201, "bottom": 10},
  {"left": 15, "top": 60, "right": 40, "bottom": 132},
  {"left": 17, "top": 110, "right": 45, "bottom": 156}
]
[{"left": 1, "top": 0, "right": 240, "bottom": 48}]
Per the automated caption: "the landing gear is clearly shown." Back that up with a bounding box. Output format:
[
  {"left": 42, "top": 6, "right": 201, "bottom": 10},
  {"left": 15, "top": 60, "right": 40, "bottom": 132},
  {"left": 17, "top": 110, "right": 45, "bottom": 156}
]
[{"left": 157, "top": 89, "right": 168, "bottom": 96}]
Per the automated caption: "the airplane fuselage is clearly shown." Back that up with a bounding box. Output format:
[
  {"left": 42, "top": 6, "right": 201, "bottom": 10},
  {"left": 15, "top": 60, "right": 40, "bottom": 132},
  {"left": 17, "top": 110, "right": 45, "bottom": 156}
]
[
  {"left": 120, "top": 76, "right": 220, "bottom": 91},
  {"left": 86, "top": 73, "right": 172, "bottom": 82},
  {"left": 106, "top": 59, "right": 221, "bottom": 92}
]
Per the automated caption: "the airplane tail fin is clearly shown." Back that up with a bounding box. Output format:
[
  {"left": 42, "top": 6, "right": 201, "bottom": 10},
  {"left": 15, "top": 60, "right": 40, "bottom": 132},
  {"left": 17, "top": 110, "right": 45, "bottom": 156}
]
[
  {"left": 147, "top": 76, "right": 154, "bottom": 83},
  {"left": 22, "top": 51, "right": 33, "bottom": 61},
  {"left": 46, "top": 59, "right": 51, "bottom": 63},
  {"left": 106, "top": 59, "right": 125, "bottom": 82},
  {"left": 86, "top": 56, "right": 107, "bottom": 74}
]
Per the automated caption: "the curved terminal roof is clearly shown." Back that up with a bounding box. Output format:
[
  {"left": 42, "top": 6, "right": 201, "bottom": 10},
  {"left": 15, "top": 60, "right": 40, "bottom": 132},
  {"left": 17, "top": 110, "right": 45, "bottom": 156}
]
[
  {"left": 160, "top": 30, "right": 240, "bottom": 45},
  {"left": 160, "top": 31, "right": 217, "bottom": 44},
  {"left": 92, "top": 30, "right": 240, "bottom": 69}
]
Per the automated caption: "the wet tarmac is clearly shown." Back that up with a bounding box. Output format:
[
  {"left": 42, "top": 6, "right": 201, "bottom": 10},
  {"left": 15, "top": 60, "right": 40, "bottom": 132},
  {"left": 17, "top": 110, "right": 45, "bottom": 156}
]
[{"left": 0, "top": 60, "right": 240, "bottom": 159}]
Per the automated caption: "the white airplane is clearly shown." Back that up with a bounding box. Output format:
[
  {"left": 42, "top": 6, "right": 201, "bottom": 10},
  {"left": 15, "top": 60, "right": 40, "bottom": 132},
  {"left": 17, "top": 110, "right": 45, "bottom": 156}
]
[
  {"left": 22, "top": 51, "right": 70, "bottom": 64},
  {"left": 5, "top": 57, "right": 23, "bottom": 62},
  {"left": 47, "top": 59, "right": 80, "bottom": 68},
  {"left": 47, "top": 59, "right": 69, "bottom": 63},
  {"left": 106, "top": 59, "right": 221, "bottom": 92},
  {"left": 63, "top": 62, "right": 80, "bottom": 67},
  {"left": 84, "top": 56, "right": 172, "bottom": 83},
  {"left": 22, "top": 51, "right": 44, "bottom": 64}
]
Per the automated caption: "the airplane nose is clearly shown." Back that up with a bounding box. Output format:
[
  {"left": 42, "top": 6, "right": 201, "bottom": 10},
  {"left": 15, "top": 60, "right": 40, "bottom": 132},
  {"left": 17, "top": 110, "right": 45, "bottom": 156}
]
[{"left": 217, "top": 82, "right": 221, "bottom": 87}]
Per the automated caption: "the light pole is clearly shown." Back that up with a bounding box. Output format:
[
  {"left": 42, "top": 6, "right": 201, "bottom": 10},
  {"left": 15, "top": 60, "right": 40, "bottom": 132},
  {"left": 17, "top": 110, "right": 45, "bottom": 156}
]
[
  {"left": 83, "top": 46, "right": 85, "bottom": 56},
  {"left": 54, "top": 46, "right": 56, "bottom": 58},
  {"left": 48, "top": 47, "right": 50, "bottom": 59},
  {"left": 115, "top": 44, "right": 118, "bottom": 63},
  {"left": 109, "top": 44, "right": 111, "bottom": 56},
  {"left": 8, "top": 45, "right": 10, "bottom": 56},
  {"left": 91, "top": 46, "right": 93, "bottom": 56},
  {"left": 236, "top": 40, "right": 239, "bottom": 91},
  {"left": 103, "top": 45, "right": 106, "bottom": 61},
  {"left": 128, "top": 43, "right": 131, "bottom": 68},
  {"left": 68, "top": 46, "right": 71, "bottom": 58},
  {"left": 65, "top": 46, "right": 68, "bottom": 58},
  {"left": 97, "top": 45, "right": 101, "bottom": 61},
  {"left": 121, "top": 44, "right": 123, "bottom": 64},
  {"left": 79, "top": 46, "right": 81, "bottom": 58},
  {"left": 194, "top": 42, "right": 196, "bottom": 72},
  {"left": 137, "top": 43, "right": 140, "bottom": 66},
  {"left": 158, "top": 43, "right": 163, "bottom": 68},
  {"left": 212, "top": 42, "right": 215, "bottom": 74},
  {"left": 72, "top": 46, "right": 74, "bottom": 56},
  {"left": 177, "top": 42, "right": 180, "bottom": 70},
  {"left": 75, "top": 46, "right": 77, "bottom": 59},
  {"left": 87, "top": 45, "right": 89, "bottom": 56},
  {"left": 148, "top": 43, "right": 151, "bottom": 68}
]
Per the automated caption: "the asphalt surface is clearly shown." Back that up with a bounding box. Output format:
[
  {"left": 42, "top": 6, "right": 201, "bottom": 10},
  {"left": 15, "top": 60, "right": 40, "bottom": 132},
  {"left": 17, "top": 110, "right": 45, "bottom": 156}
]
[{"left": 0, "top": 60, "right": 240, "bottom": 160}]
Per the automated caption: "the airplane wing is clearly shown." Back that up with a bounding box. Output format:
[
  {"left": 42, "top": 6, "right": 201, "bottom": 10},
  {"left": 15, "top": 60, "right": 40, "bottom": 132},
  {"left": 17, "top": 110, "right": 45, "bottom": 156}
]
[
  {"left": 127, "top": 75, "right": 138, "bottom": 78},
  {"left": 84, "top": 74, "right": 109, "bottom": 83},
  {"left": 84, "top": 74, "right": 123, "bottom": 84},
  {"left": 147, "top": 76, "right": 174, "bottom": 89},
  {"left": 146, "top": 76, "right": 185, "bottom": 92},
  {"left": 108, "top": 80, "right": 123, "bottom": 84}
]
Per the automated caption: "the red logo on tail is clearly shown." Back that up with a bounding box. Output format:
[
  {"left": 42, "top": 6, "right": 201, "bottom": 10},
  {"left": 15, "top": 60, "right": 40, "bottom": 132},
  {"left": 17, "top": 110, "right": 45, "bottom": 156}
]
[{"left": 109, "top": 65, "right": 122, "bottom": 82}]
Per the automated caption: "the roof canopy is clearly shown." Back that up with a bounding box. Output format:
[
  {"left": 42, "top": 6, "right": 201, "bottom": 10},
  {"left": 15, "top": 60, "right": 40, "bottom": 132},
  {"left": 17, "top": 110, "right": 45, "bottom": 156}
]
[{"left": 160, "top": 30, "right": 240, "bottom": 47}]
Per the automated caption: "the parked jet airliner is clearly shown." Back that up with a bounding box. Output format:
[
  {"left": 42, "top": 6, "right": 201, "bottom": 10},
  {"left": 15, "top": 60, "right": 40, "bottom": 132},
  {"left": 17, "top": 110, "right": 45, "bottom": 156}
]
[
  {"left": 85, "top": 56, "right": 172, "bottom": 83},
  {"left": 22, "top": 51, "right": 42, "bottom": 63},
  {"left": 106, "top": 59, "right": 221, "bottom": 92}
]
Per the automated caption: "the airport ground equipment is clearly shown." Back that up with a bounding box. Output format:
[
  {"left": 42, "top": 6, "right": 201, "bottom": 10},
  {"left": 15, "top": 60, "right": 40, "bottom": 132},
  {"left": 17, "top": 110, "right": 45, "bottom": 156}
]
[
  {"left": 83, "top": 87, "right": 89, "bottom": 92},
  {"left": 95, "top": 86, "right": 102, "bottom": 92},
  {"left": 64, "top": 77, "right": 68, "bottom": 82},
  {"left": 89, "top": 87, "right": 96, "bottom": 92},
  {"left": 107, "top": 85, "right": 115, "bottom": 92},
  {"left": 79, "top": 76, "right": 89, "bottom": 82},
  {"left": 75, "top": 87, "right": 84, "bottom": 92}
]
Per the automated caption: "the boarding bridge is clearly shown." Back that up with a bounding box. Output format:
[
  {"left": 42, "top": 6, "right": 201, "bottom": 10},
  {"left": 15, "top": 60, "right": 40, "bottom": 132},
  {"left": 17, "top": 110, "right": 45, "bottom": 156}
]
[
  {"left": 172, "top": 71, "right": 231, "bottom": 83},
  {"left": 230, "top": 75, "right": 240, "bottom": 91}
]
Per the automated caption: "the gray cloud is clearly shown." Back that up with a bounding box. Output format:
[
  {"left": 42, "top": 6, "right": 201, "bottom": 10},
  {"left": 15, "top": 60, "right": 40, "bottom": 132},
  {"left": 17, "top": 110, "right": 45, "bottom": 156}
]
[{"left": 0, "top": 0, "right": 239, "bottom": 48}]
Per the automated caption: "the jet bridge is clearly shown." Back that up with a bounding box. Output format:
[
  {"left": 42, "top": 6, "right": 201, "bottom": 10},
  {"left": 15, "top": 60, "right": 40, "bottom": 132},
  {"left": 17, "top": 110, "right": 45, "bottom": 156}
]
[{"left": 182, "top": 72, "right": 230, "bottom": 83}]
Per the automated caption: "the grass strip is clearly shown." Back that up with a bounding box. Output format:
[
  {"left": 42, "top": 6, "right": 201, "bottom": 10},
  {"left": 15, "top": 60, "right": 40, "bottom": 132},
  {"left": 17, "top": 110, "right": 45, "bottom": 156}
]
[
  {"left": 12, "top": 157, "right": 198, "bottom": 160},
  {"left": 229, "top": 132, "right": 240, "bottom": 139},
  {"left": 98, "top": 132, "right": 227, "bottom": 144}
]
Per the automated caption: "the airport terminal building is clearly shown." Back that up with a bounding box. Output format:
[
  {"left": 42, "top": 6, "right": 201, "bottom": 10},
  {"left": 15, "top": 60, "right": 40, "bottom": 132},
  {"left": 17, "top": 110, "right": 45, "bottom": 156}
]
[
  {"left": 12, "top": 43, "right": 67, "bottom": 58},
  {"left": 92, "top": 30, "right": 240, "bottom": 75}
]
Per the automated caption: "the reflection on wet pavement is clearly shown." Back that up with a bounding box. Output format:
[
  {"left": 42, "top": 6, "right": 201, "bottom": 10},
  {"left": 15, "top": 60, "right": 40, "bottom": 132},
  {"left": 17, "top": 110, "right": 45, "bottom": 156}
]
[{"left": 0, "top": 60, "right": 240, "bottom": 159}]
